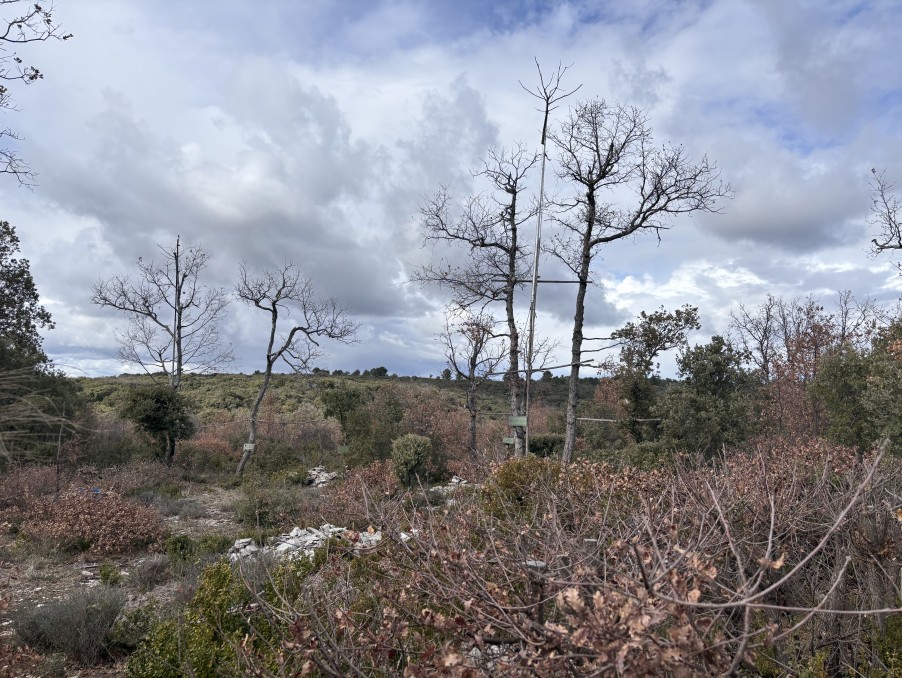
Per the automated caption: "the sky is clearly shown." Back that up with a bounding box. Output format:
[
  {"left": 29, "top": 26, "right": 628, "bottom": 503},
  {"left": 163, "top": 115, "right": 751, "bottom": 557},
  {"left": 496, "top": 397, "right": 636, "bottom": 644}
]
[{"left": 2, "top": 0, "right": 902, "bottom": 379}]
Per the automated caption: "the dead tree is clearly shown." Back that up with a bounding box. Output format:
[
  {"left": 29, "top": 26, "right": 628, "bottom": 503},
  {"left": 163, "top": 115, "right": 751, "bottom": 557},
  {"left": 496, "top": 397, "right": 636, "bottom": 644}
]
[
  {"left": 548, "top": 100, "right": 731, "bottom": 462},
  {"left": 91, "top": 236, "right": 233, "bottom": 390},
  {"left": 440, "top": 309, "right": 505, "bottom": 462},
  {"left": 414, "top": 146, "right": 537, "bottom": 455},
  {"left": 730, "top": 294, "right": 779, "bottom": 383},
  {"left": 235, "top": 262, "right": 357, "bottom": 476},
  {"left": 1, "top": 0, "right": 73, "bottom": 185}
]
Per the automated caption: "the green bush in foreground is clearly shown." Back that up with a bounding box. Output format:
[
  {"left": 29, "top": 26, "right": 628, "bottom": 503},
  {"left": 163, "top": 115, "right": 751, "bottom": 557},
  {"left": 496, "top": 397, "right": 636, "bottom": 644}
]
[{"left": 127, "top": 553, "right": 329, "bottom": 678}]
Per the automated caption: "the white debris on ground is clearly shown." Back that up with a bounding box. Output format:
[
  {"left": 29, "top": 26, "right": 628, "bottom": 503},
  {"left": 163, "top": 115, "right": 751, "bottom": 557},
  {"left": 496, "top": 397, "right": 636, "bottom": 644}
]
[
  {"left": 229, "top": 524, "right": 383, "bottom": 563},
  {"left": 432, "top": 475, "right": 470, "bottom": 495},
  {"left": 307, "top": 466, "right": 339, "bottom": 487},
  {"left": 228, "top": 476, "right": 472, "bottom": 563}
]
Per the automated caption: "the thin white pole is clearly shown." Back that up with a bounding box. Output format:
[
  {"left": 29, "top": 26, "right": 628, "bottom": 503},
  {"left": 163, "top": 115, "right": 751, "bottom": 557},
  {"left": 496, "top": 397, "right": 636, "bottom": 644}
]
[{"left": 523, "top": 126, "right": 548, "bottom": 455}]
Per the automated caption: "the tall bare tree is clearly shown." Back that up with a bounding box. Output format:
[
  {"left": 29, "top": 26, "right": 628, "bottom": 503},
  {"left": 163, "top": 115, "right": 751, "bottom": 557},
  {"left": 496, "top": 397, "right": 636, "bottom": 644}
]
[
  {"left": 235, "top": 262, "right": 357, "bottom": 476},
  {"left": 91, "top": 236, "right": 233, "bottom": 390},
  {"left": 549, "top": 100, "right": 731, "bottom": 462},
  {"left": 1, "top": 0, "right": 72, "bottom": 185},
  {"left": 414, "top": 146, "right": 537, "bottom": 454}
]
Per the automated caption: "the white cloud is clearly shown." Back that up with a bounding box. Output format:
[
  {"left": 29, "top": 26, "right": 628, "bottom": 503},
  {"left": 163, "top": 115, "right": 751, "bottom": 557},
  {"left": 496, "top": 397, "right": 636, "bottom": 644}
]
[{"left": 1, "top": 0, "right": 900, "bottom": 378}]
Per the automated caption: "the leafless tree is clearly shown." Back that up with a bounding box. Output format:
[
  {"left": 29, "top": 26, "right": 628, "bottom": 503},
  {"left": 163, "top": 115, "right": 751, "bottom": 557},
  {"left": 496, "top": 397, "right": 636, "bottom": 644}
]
[
  {"left": 869, "top": 168, "right": 902, "bottom": 270},
  {"left": 414, "top": 146, "right": 537, "bottom": 454},
  {"left": 91, "top": 236, "right": 233, "bottom": 390},
  {"left": 730, "top": 294, "right": 779, "bottom": 382},
  {"left": 548, "top": 100, "right": 731, "bottom": 461},
  {"left": 235, "top": 262, "right": 357, "bottom": 476},
  {"left": 439, "top": 308, "right": 505, "bottom": 462},
  {"left": 1, "top": 1, "right": 72, "bottom": 185}
]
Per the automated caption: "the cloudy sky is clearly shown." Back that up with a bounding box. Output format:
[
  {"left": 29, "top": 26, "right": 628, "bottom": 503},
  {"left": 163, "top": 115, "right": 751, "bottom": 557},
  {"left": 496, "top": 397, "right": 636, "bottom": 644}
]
[{"left": 2, "top": 0, "right": 902, "bottom": 378}]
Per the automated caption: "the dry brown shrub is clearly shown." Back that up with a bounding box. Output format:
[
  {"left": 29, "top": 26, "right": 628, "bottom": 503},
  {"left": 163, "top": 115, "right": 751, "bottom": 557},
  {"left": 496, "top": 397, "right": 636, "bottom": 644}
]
[
  {"left": 0, "top": 464, "right": 63, "bottom": 511},
  {"left": 229, "top": 438, "right": 902, "bottom": 676},
  {"left": 15, "top": 490, "right": 164, "bottom": 555},
  {"left": 307, "top": 460, "right": 401, "bottom": 529},
  {"left": 98, "top": 460, "right": 183, "bottom": 495}
]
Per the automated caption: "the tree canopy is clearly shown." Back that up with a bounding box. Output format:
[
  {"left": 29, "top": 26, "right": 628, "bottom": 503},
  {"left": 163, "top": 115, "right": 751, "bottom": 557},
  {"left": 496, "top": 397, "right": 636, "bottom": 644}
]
[{"left": 0, "top": 220, "right": 53, "bottom": 370}]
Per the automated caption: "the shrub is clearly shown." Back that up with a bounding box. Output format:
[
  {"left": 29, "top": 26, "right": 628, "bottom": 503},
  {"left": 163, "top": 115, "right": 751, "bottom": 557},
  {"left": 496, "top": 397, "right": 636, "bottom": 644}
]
[
  {"left": 75, "top": 410, "right": 157, "bottom": 466},
  {"left": 108, "top": 604, "right": 159, "bottom": 654},
  {"left": 131, "top": 554, "right": 170, "bottom": 592},
  {"left": 127, "top": 554, "right": 332, "bottom": 678},
  {"left": 15, "top": 490, "right": 164, "bottom": 555},
  {"left": 99, "top": 560, "right": 122, "bottom": 587},
  {"left": 391, "top": 433, "right": 436, "bottom": 487},
  {"left": 529, "top": 433, "right": 565, "bottom": 458},
  {"left": 14, "top": 587, "right": 126, "bottom": 664},
  {"left": 481, "top": 455, "right": 561, "bottom": 515},
  {"left": 235, "top": 475, "right": 313, "bottom": 529}
]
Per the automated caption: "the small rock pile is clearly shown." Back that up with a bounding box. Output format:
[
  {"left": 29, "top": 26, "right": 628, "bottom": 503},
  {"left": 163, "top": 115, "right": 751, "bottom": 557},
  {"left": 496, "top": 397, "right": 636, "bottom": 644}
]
[
  {"left": 432, "top": 475, "right": 470, "bottom": 495},
  {"left": 229, "top": 524, "right": 382, "bottom": 563},
  {"left": 307, "top": 466, "right": 339, "bottom": 487}
]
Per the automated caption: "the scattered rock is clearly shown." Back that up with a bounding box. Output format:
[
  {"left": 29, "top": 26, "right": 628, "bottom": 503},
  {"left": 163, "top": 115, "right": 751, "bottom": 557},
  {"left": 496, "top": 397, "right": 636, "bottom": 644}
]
[
  {"left": 307, "top": 466, "right": 339, "bottom": 487},
  {"left": 433, "top": 475, "right": 472, "bottom": 495},
  {"left": 229, "top": 523, "right": 382, "bottom": 563}
]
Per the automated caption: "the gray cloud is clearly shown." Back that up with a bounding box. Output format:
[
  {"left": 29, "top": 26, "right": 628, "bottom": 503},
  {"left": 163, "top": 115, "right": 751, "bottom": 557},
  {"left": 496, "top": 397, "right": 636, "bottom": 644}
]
[{"left": 2, "top": 0, "right": 901, "bottom": 379}]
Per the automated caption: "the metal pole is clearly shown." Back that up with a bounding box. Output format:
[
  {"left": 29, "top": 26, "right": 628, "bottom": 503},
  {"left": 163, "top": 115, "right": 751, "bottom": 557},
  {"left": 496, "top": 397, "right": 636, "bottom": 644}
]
[{"left": 523, "top": 126, "right": 548, "bottom": 455}]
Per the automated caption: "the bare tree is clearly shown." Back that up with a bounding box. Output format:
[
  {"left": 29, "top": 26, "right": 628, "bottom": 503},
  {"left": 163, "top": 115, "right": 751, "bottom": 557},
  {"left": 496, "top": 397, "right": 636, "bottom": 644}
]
[
  {"left": 869, "top": 168, "right": 902, "bottom": 270},
  {"left": 235, "top": 262, "right": 357, "bottom": 476},
  {"left": 414, "top": 146, "right": 537, "bottom": 454},
  {"left": 730, "top": 294, "right": 779, "bottom": 382},
  {"left": 91, "top": 236, "right": 233, "bottom": 390},
  {"left": 1, "top": 1, "right": 72, "bottom": 185},
  {"left": 440, "top": 308, "right": 505, "bottom": 462},
  {"left": 549, "top": 100, "right": 731, "bottom": 461}
]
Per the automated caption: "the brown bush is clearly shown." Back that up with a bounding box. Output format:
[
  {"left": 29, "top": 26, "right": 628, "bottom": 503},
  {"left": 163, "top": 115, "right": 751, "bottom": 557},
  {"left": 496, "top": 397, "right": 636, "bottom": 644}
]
[
  {"left": 222, "top": 438, "right": 902, "bottom": 676},
  {"left": 14, "top": 490, "right": 164, "bottom": 555},
  {"left": 0, "top": 464, "right": 63, "bottom": 511}
]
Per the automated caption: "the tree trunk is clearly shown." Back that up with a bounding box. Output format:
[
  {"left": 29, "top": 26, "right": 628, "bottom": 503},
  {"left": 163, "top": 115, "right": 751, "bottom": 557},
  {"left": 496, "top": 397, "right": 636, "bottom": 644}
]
[
  {"left": 164, "top": 433, "right": 176, "bottom": 466},
  {"left": 506, "top": 290, "right": 525, "bottom": 456},
  {"left": 237, "top": 368, "right": 273, "bottom": 476},
  {"left": 562, "top": 276, "right": 588, "bottom": 463},
  {"left": 562, "top": 207, "right": 594, "bottom": 463},
  {"left": 467, "top": 382, "right": 478, "bottom": 463}
]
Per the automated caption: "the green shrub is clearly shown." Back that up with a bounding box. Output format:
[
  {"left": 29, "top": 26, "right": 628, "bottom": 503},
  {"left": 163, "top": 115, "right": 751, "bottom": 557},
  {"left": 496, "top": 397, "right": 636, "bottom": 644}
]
[
  {"left": 127, "top": 553, "right": 330, "bottom": 678},
  {"left": 14, "top": 587, "right": 126, "bottom": 664},
  {"left": 391, "top": 434, "right": 435, "bottom": 487},
  {"left": 529, "top": 433, "right": 565, "bottom": 458},
  {"left": 236, "top": 476, "right": 309, "bottom": 528},
  {"left": 163, "top": 534, "right": 197, "bottom": 566},
  {"left": 99, "top": 560, "right": 122, "bottom": 587},
  {"left": 271, "top": 464, "right": 309, "bottom": 485},
  {"left": 482, "top": 455, "right": 561, "bottom": 516},
  {"left": 108, "top": 603, "right": 159, "bottom": 653},
  {"left": 252, "top": 440, "right": 305, "bottom": 474}
]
